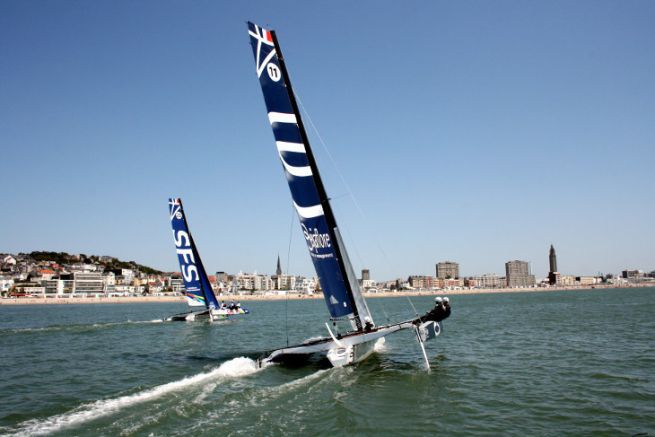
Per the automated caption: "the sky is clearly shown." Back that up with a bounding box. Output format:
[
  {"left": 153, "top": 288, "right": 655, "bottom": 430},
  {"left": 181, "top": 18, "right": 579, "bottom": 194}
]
[{"left": 1, "top": 0, "right": 653, "bottom": 280}]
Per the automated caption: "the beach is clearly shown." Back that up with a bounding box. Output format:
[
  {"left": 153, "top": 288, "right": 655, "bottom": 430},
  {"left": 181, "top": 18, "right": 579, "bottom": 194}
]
[{"left": 1, "top": 283, "right": 651, "bottom": 305}]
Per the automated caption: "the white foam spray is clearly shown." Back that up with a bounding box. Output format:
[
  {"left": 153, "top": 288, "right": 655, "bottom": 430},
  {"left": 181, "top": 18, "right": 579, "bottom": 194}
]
[
  {"left": 374, "top": 337, "right": 387, "bottom": 352},
  {"left": 8, "top": 357, "right": 261, "bottom": 436}
]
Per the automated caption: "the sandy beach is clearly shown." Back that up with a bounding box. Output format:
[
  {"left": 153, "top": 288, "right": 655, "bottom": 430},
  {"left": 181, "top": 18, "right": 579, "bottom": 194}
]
[{"left": 1, "top": 284, "right": 651, "bottom": 305}]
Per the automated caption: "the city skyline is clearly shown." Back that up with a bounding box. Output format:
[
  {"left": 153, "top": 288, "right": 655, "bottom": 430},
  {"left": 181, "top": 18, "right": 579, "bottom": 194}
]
[
  {"left": 3, "top": 249, "right": 650, "bottom": 285},
  {"left": 4, "top": 251, "right": 651, "bottom": 298},
  {"left": 2, "top": 1, "right": 654, "bottom": 279}
]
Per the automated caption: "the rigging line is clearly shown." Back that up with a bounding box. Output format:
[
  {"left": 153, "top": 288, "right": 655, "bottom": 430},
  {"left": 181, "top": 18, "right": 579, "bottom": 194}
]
[
  {"left": 381, "top": 307, "right": 392, "bottom": 324},
  {"left": 293, "top": 90, "right": 388, "bottom": 262},
  {"left": 284, "top": 201, "right": 295, "bottom": 347},
  {"left": 406, "top": 296, "right": 421, "bottom": 321}
]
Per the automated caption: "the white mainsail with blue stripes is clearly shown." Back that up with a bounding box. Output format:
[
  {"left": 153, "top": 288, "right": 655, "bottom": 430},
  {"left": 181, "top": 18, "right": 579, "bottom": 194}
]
[{"left": 248, "top": 22, "right": 372, "bottom": 330}]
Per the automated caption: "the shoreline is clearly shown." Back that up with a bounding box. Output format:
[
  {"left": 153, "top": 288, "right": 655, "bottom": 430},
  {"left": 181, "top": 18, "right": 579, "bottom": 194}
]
[{"left": 0, "top": 284, "right": 652, "bottom": 305}]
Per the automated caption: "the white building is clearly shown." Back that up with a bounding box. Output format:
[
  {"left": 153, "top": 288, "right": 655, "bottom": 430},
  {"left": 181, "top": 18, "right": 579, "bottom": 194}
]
[
  {"left": 2, "top": 255, "right": 17, "bottom": 266},
  {"left": 0, "top": 278, "right": 14, "bottom": 293},
  {"left": 170, "top": 278, "right": 184, "bottom": 293},
  {"left": 72, "top": 272, "right": 104, "bottom": 294},
  {"left": 275, "top": 274, "right": 296, "bottom": 290},
  {"left": 295, "top": 276, "right": 317, "bottom": 294}
]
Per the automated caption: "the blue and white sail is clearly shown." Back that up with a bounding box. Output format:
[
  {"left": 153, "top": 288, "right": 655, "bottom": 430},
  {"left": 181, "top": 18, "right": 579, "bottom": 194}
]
[
  {"left": 248, "top": 22, "right": 372, "bottom": 330},
  {"left": 168, "top": 198, "right": 220, "bottom": 310}
]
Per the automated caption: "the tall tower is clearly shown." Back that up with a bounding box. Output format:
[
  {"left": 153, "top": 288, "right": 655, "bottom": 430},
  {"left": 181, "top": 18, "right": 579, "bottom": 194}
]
[
  {"left": 549, "top": 245, "right": 557, "bottom": 273},
  {"left": 548, "top": 245, "right": 559, "bottom": 285},
  {"left": 275, "top": 254, "right": 282, "bottom": 276}
]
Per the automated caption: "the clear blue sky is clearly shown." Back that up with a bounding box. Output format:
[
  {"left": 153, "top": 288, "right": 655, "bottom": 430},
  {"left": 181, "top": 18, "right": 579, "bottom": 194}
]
[{"left": 1, "top": 0, "right": 653, "bottom": 279}]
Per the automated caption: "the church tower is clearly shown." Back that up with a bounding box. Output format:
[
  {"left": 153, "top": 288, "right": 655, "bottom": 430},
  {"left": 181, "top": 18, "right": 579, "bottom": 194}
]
[{"left": 275, "top": 254, "right": 282, "bottom": 276}]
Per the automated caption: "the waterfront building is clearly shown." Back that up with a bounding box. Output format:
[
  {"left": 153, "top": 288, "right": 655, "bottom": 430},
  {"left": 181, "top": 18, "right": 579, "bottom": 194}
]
[
  {"left": 359, "top": 269, "right": 375, "bottom": 290},
  {"left": 558, "top": 275, "right": 576, "bottom": 286},
  {"left": 13, "top": 283, "right": 46, "bottom": 296},
  {"left": 237, "top": 273, "right": 274, "bottom": 292},
  {"left": 437, "top": 278, "right": 465, "bottom": 289},
  {"left": 215, "top": 271, "right": 229, "bottom": 284},
  {"left": 0, "top": 278, "right": 14, "bottom": 293},
  {"left": 409, "top": 275, "right": 436, "bottom": 289},
  {"left": 275, "top": 274, "right": 296, "bottom": 290},
  {"left": 42, "top": 279, "right": 64, "bottom": 295},
  {"left": 293, "top": 276, "right": 317, "bottom": 293},
  {"left": 622, "top": 270, "right": 643, "bottom": 279},
  {"left": 466, "top": 274, "right": 505, "bottom": 289},
  {"left": 170, "top": 277, "right": 184, "bottom": 293},
  {"left": 72, "top": 272, "right": 104, "bottom": 294},
  {"left": 577, "top": 276, "right": 600, "bottom": 286},
  {"left": 548, "top": 245, "right": 559, "bottom": 285},
  {"left": 505, "top": 260, "right": 536, "bottom": 288},
  {"left": 436, "top": 261, "right": 459, "bottom": 279}
]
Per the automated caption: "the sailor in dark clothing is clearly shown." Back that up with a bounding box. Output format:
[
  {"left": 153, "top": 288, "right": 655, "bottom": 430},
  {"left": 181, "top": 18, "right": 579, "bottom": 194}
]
[
  {"left": 418, "top": 296, "right": 451, "bottom": 323},
  {"left": 364, "top": 316, "right": 374, "bottom": 332},
  {"left": 442, "top": 297, "right": 451, "bottom": 318}
]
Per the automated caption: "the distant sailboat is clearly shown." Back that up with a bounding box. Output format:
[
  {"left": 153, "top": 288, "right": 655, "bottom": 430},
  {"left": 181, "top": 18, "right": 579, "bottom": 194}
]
[
  {"left": 247, "top": 22, "right": 448, "bottom": 368},
  {"left": 167, "top": 198, "right": 249, "bottom": 322}
]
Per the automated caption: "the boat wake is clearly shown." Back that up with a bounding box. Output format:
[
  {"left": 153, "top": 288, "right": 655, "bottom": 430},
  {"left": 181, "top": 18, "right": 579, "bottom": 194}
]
[
  {"left": 188, "top": 367, "right": 332, "bottom": 432},
  {"left": 6, "top": 357, "right": 263, "bottom": 436},
  {"left": 1, "top": 319, "right": 164, "bottom": 334}
]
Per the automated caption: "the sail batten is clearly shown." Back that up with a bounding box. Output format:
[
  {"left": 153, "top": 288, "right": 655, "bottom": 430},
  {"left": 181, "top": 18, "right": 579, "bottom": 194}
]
[
  {"left": 276, "top": 141, "right": 306, "bottom": 153},
  {"left": 268, "top": 112, "right": 297, "bottom": 124},
  {"left": 248, "top": 22, "right": 372, "bottom": 329}
]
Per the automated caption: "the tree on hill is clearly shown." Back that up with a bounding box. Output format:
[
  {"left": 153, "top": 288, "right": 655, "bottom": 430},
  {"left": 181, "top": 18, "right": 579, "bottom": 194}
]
[{"left": 25, "top": 251, "right": 163, "bottom": 275}]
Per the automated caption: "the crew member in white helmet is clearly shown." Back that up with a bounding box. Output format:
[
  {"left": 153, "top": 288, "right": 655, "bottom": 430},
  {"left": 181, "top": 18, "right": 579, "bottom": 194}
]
[
  {"left": 442, "top": 297, "right": 451, "bottom": 318},
  {"left": 417, "top": 296, "right": 451, "bottom": 323}
]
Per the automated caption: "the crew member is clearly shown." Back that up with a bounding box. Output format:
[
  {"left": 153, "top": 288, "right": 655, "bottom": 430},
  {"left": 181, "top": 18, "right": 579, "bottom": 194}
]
[
  {"left": 417, "top": 296, "right": 451, "bottom": 323},
  {"left": 364, "top": 316, "right": 374, "bottom": 332},
  {"left": 442, "top": 297, "right": 451, "bottom": 318}
]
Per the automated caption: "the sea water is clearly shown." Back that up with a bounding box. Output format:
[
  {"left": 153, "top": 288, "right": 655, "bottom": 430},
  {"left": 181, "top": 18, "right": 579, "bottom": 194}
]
[{"left": 0, "top": 288, "right": 653, "bottom": 435}]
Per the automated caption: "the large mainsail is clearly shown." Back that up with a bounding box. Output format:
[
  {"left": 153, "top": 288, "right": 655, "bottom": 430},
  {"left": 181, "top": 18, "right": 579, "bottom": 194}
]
[
  {"left": 168, "top": 198, "right": 219, "bottom": 310},
  {"left": 247, "top": 22, "right": 373, "bottom": 330}
]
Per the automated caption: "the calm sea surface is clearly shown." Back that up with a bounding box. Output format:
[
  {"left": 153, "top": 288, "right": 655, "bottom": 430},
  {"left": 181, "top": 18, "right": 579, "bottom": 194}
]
[{"left": 0, "top": 288, "right": 653, "bottom": 436}]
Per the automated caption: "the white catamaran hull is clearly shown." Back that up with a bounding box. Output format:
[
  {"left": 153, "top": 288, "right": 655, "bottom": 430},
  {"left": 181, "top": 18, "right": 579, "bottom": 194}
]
[
  {"left": 326, "top": 337, "right": 381, "bottom": 367},
  {"left": 167, "top": 309, "right": 238, "bottom": 322},
  {"left": 262, "top": 321, "right": 418, "bottom": 368},
  {"left": 166, "top": 310, "right": 211, "bottom": 322}
]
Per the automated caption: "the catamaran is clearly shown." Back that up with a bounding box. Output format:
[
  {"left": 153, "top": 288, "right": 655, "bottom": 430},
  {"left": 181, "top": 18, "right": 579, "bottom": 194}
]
[
  {"left": 247, "top": 22, "right": 449, "bottom": 369},
  {"left": 167, "top": 198, "right": 249, "bottom": 322}
]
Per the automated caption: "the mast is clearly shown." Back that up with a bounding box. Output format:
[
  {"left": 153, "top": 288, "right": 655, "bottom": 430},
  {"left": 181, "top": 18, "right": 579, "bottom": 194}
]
[{"left": 268, "top": 29, "right": 362, "bottom": 329}]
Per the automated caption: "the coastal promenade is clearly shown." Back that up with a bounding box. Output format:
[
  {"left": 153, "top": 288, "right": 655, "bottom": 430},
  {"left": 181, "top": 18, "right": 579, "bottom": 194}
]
[{"left": 1, "top": 284, "right": 651, "bottom": 305}]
